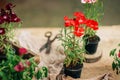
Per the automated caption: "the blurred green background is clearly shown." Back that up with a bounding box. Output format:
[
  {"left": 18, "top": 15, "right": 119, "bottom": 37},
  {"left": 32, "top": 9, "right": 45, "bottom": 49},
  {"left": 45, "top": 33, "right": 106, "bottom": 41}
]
[{"left": 11, "top": 0, "right": 120, "bottom": 27}]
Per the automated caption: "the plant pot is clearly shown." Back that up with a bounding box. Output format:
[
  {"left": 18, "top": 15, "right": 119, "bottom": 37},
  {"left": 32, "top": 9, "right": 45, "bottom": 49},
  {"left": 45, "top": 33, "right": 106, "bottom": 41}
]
[
  {"left": 64, "top": 63, "right": 83, "bottom": 78},
  {"left": 0, "top": 53, "right": 7, "bottom": 62},
  {"left": 0, "top": 46, "right": 7, "bottom": 62},
  {"left": 84, "top": 35, "right": 100, "bottom": 54}
]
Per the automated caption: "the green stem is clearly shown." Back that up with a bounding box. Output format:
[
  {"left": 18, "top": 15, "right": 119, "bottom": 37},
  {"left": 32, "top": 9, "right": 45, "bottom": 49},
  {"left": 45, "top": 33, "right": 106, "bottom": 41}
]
[{"left": 0, "top": 66, "right": 7, "bottom": 71}]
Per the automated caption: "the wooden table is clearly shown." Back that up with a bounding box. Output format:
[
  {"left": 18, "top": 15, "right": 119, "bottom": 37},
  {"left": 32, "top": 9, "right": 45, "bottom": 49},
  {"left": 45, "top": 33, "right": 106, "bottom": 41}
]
[{"left": 15, "top": 25, "right": 120, "bottom": 80}]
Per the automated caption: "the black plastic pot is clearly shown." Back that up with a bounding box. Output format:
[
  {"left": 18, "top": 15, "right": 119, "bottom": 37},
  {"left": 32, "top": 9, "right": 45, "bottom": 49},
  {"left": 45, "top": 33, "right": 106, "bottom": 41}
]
[
  {"left": 64, "top": 63, "right": 83, "bottom": 78},
  {"left": 0, "top": 54, "right": 7, "bottom": 62},
  {"left": 85, "top": 35, "right": 100, "bottom": 54}
]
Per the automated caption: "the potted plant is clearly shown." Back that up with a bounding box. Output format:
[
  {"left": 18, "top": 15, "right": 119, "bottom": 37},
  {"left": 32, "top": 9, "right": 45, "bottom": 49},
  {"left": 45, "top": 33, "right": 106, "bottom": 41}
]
[
  {"left": 0, "top": 3, "right": 48, "bottom": 80},
  {"left": 80, "top": 0, "right": 104, "bottom": 54},
  {"left": 110, "top": 43, "right": 120, "bottom": 74},
  {"left": 60, "top": 11, "right": 101, "bottom": 78},
  {"left": 59, "top": 11, "right": 87, "bottom": 78},
  {"left": 0, "top": 3, "right": 21, "bottom": 60}
]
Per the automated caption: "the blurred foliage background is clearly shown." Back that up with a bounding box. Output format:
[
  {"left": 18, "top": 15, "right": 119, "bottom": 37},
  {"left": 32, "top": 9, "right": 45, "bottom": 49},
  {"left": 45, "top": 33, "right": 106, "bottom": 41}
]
[{"left": 7, "top": 0, "right": 120, "bottom": 27}]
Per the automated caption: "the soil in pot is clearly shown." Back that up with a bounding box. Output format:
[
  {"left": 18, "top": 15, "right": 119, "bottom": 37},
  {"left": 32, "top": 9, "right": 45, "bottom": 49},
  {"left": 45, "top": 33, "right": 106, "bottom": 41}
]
[
  {"left": 84, "top": 35, "right": 100, "bottom": 54},
  {"left": 64, "top": 63, "right": 83, "bottom": 78}
]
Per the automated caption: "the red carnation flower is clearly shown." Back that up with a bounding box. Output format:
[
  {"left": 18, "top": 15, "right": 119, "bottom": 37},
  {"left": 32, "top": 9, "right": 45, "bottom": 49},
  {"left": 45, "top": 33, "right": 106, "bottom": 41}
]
[
  {"left": 6, "top": 3, "right": 15, "bottom": 10},
  {"left": 74, "top": 12, "right": 86, "bottom": 25},
  {"left": 9, "top": 13, "right": 21, "bottom": 22},
  {"left": 19, "top": 48, "right": 27, "bottom": 56},
  {"left": 14, "top": 62, "right": 25, "bottom": 72},
  {"left": 76, "top": 16, "right": 86, "bottom": 25},
  {"left": 74, "top": 12, "right": 85, "bottom": 18},
  {"left": 64, "top": 16, "right": 75, "bottom": 27},
  {"left": 2, "top": 13, "right": 10, "bottom": 22},
  {"left": 0, "top": 28, "right": 5, "bottom": 35},
  {"left": 0, "top": 16, "right": 4, "bottom": 24},
  {"left": 86, "top": 19, "right": 98, "bottom": 30},
  {"left": 74, "top": 27, "right": 84, "bottom": 37}
]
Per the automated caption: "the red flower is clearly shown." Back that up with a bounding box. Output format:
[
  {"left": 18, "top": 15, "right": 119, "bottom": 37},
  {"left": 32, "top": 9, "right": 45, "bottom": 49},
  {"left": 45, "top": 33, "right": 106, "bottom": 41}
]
[
  {"left": 0, "top": 28, "right": 5, "bottom": 35},
  {"left": 2, "top": 13, "right": 10, "bottom": 22},
  {"left": 74, "top": 12, "right": 86, "bottom": 25},
  {"left": 86, "top": 19, "right": 98, "bottom": 30},
  {"left": 5, "top": 3, "right": 15, "bottom": 10},
  {"left": 0, "top": 16, "right": 4, "bottom": 24},
  {"left": 64, "top": 16, "right": 75, "bottom": 27},
  {"left": 118, "top": 52, "right": 120, "bottom": 58},
  {"left": 10, "top": 13, "right": 21, "bottom": 22},
  {"left": 74, "top": 27, "right": 84, "bottom": 37},
  {"left": 25, "top": 60, "right": 31, "bottom": 66},
  {"left": 19, "top": 48, "right": 27, "bottom": 56},
  {"left": 76, "top": 16, "right": 86, "bottom": 25},
  {"left": 74, "top": 12, "right": 85, "bottom": 18},
  {"left": 14, "top": 62, "right": 25, "bottom": 72}
]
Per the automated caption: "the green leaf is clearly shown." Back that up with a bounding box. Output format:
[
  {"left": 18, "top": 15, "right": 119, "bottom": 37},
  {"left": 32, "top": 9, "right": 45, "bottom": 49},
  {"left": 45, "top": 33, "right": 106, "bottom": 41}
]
[
  {"left": 112, "top": 62, "right": 116, "bottom": 71},
  {"left": 36, "top": 70, "right": 42, "bottom": 79},
  {"left": 0, "top": 72, "right": 8, "bottom": 80},
  {"left": 42, "top": 67, "right": 48, "bottom": 77},
  {"left": 110, "top": 49, "right": 116, "bottom": 56},
  {"left": 118, "top": 43, "right": 120, "bottom": 46}
]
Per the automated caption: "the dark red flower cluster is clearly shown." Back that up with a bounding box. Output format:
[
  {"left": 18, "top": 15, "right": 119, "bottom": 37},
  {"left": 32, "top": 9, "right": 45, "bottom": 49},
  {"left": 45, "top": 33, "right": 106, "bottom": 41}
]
[
  {"left": 19, "top": 47, "right": 27, "bottom": 56},
  {"left": 14, "top": 48, "right": 31, "bottom": 72},
  {"left": 0, "top": 3, "right": 20, "bottom": 24},
  {"left": 0, "top": 28, "right": 5, "bottom": 35},
  {"left": 14, "top": 60, "right": 31, "bottom": 72},
  {"left": 64, "top": 12, "right": 98, "bottom": 37},
  {"left": 14, "top": 62, "right": 25, "bottom": 72}
]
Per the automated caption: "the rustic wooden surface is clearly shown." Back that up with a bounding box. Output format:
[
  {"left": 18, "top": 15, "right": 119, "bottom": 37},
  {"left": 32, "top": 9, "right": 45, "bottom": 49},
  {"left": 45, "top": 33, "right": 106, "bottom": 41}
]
[{"left": 14, "top": 25, "right": 120, "bottom": 80}]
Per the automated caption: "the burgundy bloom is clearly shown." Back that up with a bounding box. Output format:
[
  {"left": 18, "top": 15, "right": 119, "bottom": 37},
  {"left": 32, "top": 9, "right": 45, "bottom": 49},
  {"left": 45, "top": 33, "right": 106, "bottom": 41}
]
[
  {"left": 74, "top": 27, "right": 84, "bottom": 37},
  {"left": 86, "top": 19, "right": 98, "bottom": 30},
  {"left": 19, "top": 48, "right": 27, "bottom": 56},
  {"left": 14, "top": 62, "right": 25, "bottom": 72},
  {"left": 2, "top": 13, "right": 10, "bottom": 22},
  {"left": 0, "top": 28, "right": 5, "bottom": 35},
  {"left": 25, "top": 60, "right": 31, "bottom": 67},
  {"left": 118, "top": 52, "right": 120, "bottom": 58},
  {"left": 5, "top": 3, "right": 15, "bottom": 10},
  {"left": 0, "top": 16, "right": 4, "bottom": 24},
  {"left": 13, "top": 17, "right": 20, "bottom": 22},
  {"left": 9, "top": 13, "right": 21, "bottom": 22}
]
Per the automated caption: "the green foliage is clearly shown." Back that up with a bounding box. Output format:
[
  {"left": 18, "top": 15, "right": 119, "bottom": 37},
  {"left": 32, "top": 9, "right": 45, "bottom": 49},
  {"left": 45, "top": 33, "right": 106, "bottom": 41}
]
[
  {"left": 110, "top": 49, "right": 116, "bottom": 56},
  {"left": 83, "top": 0, "right": 104, "bottom": 24},
  {"left": 35, "top": 67, "right": 48, "bottom": 79},
  {"left": 0, "top": 3, "right": 48, "bottom": 80},
  {"left": 110, "top": 44, "right": 120, "bottom": 74},
  {"left": 82, "top": 0, "right": 104, "bottom": 37},
  {"left": 60, "top": 27, "right": 85, "bottom": 67},
  {"left": 0, "top": 46, "right": 48, "bottom": 80}
]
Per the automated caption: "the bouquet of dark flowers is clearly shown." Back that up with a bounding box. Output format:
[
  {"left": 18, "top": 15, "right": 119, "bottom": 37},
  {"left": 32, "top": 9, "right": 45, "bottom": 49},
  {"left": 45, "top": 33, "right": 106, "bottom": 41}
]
[{"left": 0, "top": 3, "right": 48, "bottom": 80}]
